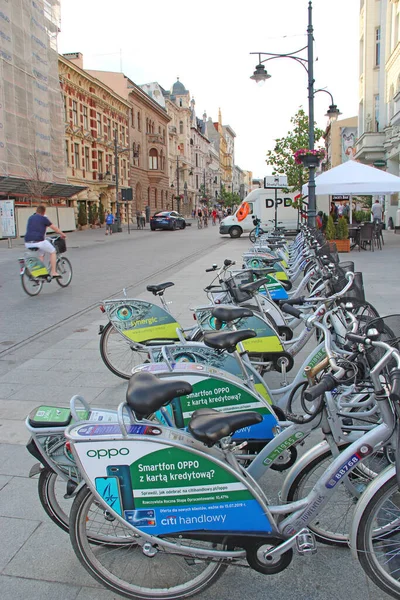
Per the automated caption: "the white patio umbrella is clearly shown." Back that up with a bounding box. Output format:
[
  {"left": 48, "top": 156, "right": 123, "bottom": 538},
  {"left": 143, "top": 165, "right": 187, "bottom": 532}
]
[{"left": 302, "top": 160, "right": 400, "bottom": 223}]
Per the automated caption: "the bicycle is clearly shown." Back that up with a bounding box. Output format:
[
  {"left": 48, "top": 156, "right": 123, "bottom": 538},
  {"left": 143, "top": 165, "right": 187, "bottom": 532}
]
[
  {"left": 18, "top": 235, "right": 72, "bottom": 296},
  {"left": 203, "top": 215, "right": 208, "bottom": 228},
  {"left": 65, "top": 326, "right": 400, "bottom": 599}
]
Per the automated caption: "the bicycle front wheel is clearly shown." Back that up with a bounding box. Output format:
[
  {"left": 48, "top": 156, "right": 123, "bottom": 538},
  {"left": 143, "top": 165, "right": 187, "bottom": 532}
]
[
  {"left": 286, "top": 444, "right": 390, "bottom": 546},
  {"left": 70, "top": 486, "right": 227, "bottom": 600},
  {"left": 56, "top": 256, "right": 73, "bottom": 287},
  {"left": 100, "top": 321, "right": 150, "bottom": 379},
  {"left": 38, "top": 468, "right": 71, "bottom": 533},
  {"left": 355, "top": 473, "right": 400, "bottom": 598},
  {"left": 21, "top": 271, "right": 43, "bottom": 296}
]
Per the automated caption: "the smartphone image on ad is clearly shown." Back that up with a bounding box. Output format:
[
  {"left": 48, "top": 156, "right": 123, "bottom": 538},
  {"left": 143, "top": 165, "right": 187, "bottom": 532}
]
[
  {"left": 106, "top": 465, "right": 135, "bottom": 511},
  {"left": 95, "top": 476, "right": 122, "bottom": 516},
  {"left": 124, "top": 509, "right": 156, "bottom": 527}
]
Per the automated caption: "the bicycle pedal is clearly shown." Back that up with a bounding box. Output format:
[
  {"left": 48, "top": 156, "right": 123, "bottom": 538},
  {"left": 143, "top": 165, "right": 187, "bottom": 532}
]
[{"left": 296, "top": 530, "right": 317, "bottom": 555}]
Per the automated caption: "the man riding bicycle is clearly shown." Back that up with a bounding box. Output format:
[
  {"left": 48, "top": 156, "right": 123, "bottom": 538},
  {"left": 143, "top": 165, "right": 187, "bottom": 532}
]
[{"left": 25, "top": 205, "right": 66, "bottom": 278}]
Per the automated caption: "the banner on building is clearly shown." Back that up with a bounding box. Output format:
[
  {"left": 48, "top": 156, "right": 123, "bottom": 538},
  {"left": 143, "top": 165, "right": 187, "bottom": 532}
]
[{"left": 341, "top": 128, "right": 357, "bottom": 162}]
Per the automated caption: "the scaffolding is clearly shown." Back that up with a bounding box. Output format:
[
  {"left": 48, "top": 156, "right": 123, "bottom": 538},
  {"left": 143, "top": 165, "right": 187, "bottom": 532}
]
[{"left": 0, "top": 0, "right": 66, "bottom": 186}]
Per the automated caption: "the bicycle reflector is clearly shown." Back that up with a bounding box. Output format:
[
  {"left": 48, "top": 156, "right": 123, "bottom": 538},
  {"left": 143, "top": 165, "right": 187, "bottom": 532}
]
[
  {"left": 99, "top": 305, "right": 105, "bottom": 313},
  {"left": 193, "top": 314, "right": 197, "bottom": 320}
]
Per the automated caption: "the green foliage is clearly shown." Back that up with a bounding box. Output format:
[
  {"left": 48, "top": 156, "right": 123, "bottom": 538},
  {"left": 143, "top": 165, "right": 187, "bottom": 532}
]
[
  {"left": 325, "top": 215, "right": 336, "bottom": 241},
  {"left": 219, "top": 184, "right": 240, "bottom": 208},
  {"left": 91, "top": 205, "right": 98, "bottom": 225},
  {"left": 266, "top": 107, "right": 325, "bottom": 193},
  {"left": 77, "top": 202, "right": 87, "bottom": 227},
  {"left": 355, "top": 196, "right": 372, "bottom": 209},
  {"left": 336, "top": 217, "right": 349, "bottom": 240},
  {"left": 98, "top": 201, "right": 105, "bottom": 225},
  {"left": 353, "top": 210, "right": 371, "bottom": 223},
  {"left": 88, "top": 204, "right": 94, "bottom": 225},
  {"left": 322, "top": 213, "right": 328, "bottom": 231}
]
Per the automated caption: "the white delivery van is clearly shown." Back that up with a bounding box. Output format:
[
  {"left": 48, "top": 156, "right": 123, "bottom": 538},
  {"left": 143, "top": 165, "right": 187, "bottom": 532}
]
[
  {"left": 219, "top": 188, "right": 299, "bottom": 238},
  {"left": 219, "top": 188, "right": 330, "bottom": 238}
]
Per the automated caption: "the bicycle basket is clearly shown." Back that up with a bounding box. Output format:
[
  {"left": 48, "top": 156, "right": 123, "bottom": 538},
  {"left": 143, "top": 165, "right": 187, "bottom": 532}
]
[
  {"left": 316, "top": 242, "right": 339, "bottom": 265},
  {"left": 331, "top": 271, "right": 365, "bottom": 302},
  {"left": 361, "top": 315, "right": 400, "bottom": 372},
  {"left": 225, "top": 270, "right": 254, "bottom": 303},
  {"left": 53, "top": 237, "right": 67, "bottom": 254}
]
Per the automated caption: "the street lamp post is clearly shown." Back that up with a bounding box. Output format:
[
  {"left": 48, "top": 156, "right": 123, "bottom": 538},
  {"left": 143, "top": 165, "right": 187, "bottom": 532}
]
[
  {"left": 250, "top": 1, "right": 340, "bottom": 227},
  {"left": 114, "top": 129, "right": 122, "bottom": 232}
]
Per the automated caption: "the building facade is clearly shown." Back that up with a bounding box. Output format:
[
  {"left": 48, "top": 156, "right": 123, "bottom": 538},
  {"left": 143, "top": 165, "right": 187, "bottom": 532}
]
[
  {"left": 60, "top": 54, "right": 131, "bottom": 221},
  {"left": 325, "top": 116, "right": 358, "bottom": 170},
  {"left": 356, "top": 0, "right": 400, "bottom": 225}
]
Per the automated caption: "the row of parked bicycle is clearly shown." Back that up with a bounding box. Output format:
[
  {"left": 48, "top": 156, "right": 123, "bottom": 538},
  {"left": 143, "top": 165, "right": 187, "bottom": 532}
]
[{"left": 25, "top": 224, "right": 400, "bottom": 599}]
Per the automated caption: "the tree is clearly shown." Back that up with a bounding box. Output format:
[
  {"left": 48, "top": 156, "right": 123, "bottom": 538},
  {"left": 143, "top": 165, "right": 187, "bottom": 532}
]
[
  {"left": 98, "top": 201, "right": 105, "bottom": 225},
  {"left": 325, "top": 215, "right": 336, "bottom": 240},
  {"left": 266, "top": 107, "right": 325, "bottom": 193},
  {"left": 219, "top": 184, "right": 240, "bottom": 209},
  {"left": 336, "top": 216, "right": 349, "bottom": 240},
  {"left": 77, "top": 202, "right": 87, "bottom": 227}
]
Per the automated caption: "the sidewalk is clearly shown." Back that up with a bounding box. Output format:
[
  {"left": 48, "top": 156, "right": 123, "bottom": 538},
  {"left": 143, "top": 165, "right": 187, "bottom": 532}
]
[{"left": 0, "top": 232, "right": 399, "bottom": 600}]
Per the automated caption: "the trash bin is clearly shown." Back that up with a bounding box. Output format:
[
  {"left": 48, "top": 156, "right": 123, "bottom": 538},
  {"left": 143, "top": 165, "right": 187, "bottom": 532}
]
[{"left": 112, "top": 223, "right": 119, "bottom": 233}]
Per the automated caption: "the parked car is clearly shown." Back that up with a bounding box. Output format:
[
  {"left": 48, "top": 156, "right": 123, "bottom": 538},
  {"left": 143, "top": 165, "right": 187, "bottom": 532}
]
[{"left": 150, "top": 211, "right": 186, "bottom": 231}]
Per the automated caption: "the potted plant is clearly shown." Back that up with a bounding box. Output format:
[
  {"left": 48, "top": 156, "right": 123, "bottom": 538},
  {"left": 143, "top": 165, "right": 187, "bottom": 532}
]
[
  {"left": 77, "top": 202, "right": 88, "bottom": 230},
  {"left": 294, "top": 147, "right": 326, "bottom": 169},
  {"left": 325, "top": 215, "right": 336, "bottom": 241},
  {"left": 335, "top": 217, "right": 350, "bottom": 252},
  {"left": 98, "top": 201, "right": 105, "bottom": 227}
]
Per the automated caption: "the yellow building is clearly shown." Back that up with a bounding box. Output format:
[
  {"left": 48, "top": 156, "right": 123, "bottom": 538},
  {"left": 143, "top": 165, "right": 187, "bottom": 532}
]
[
  {"left": 59, "top": 53, "right": 131, "bottom": 222},
  {"left": 324, "top": 116, "right": 358, "bottom": 170}
]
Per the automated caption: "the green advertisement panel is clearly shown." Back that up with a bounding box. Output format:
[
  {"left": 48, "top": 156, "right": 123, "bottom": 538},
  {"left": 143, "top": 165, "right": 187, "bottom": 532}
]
[
  {"left": 26, "top": 256, "right": 48, "bottom": 277},
  {"left": 104, "top": 299, "right": 181, "bottom": 342}
]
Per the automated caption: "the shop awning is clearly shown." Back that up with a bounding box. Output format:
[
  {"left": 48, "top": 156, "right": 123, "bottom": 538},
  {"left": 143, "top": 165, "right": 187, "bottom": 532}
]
[{"left": 0, "top": 176, "right": 87, "bottom": 198}]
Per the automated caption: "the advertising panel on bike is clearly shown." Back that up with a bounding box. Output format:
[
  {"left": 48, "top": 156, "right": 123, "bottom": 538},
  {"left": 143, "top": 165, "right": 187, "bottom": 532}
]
[
  {"left": 104, "top": 299, "right": 181, "bottom": 342},
  {"left": 132, "top": 362, "right": 277, "bottom": 441},
  {"left": 70, "top": 435, "right": 273, "bottom": 535}
]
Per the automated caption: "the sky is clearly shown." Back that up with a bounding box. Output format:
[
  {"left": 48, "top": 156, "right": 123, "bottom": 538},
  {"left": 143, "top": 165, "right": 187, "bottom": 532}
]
[{"left": 58, "top": 0, "right": 360, "bottom": 179}]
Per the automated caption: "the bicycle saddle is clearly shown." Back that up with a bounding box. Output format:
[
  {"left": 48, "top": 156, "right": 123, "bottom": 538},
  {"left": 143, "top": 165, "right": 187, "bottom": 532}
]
[
  {"left": 189, "top": 408, "right": 263, "bottom": 446},
  {"left": 211, "top": 306, "right": 253, "bottom": 322},
  {"left": 239, "top": 278, "right": 269, "bottom": 294},
  {"left": 146, "top": 282, "right": 174, "bottom": 295},
  {"left": 203, "top": 329, "right": 257, "bottom": 352},
  {"left": 126, "top": 372, "right": 192, "bottom": 418},
  {"left": 250, "top": 267, "right": 275, "bottom": 277}
]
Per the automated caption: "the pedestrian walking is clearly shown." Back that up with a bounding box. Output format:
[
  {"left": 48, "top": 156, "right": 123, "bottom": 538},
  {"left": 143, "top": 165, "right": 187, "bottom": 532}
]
[
  {"left": 136, "top": 210, "right": 141, "bottom": 229},
  {"left": 105, "top": 211, "right": 114, "bottom": 235},
  {"left": 140, "top": 210, "right": 146, "bottom": 228},
  {"left": 372, "top": 199, "right": 383, "bottom": 223}
]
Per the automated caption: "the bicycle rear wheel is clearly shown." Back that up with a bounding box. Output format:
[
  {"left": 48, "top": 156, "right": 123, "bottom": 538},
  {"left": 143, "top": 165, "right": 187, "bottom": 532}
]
[
  {"left": 100, "top": 321, "right": 150, "bottom": 379},
  {"left": 21, "top": 271, "right": 43, "bottom": 296},
  {"left": 38, "top": 468, "right": 71, "bottom": 532},
  {"left": 56, "top": 257, "right": 73, "bottom": 287},
  {"left": 70, "top": 486, "right": 227, "bottom": 600}
]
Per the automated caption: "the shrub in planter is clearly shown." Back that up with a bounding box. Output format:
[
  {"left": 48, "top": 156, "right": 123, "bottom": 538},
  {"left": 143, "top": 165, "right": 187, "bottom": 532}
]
[
  {"left": 335, "top": 217, "right": 350, "bottom": 252},
  {"left": 77, "top": 202, "right": 88, "bottom": 228},
  {"left": 98, "top": 202, "right": 105, "bottom": 226},
  {"left": 325, "top": 215, "right": 336, "bottom": 241}
]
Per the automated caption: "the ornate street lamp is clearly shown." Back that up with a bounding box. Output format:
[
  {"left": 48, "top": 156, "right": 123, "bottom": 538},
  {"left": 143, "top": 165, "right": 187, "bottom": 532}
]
[{"left": 249, "top": 1, "right": 340, "bottom": 227}]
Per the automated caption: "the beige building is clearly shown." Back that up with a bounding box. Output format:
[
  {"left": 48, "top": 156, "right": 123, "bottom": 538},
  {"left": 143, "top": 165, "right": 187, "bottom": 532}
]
[
  {"left": 60, "top": 53, "right": 131, "bottom": 222},
  {"left": 356, "top": 0, "right": 400, "bottom": 225},
  {"left": 324, "top": 116, "right": 358, "bottom": 170},
  {"left": 86, "top": 71, "right": 170, "bottom": 220}
]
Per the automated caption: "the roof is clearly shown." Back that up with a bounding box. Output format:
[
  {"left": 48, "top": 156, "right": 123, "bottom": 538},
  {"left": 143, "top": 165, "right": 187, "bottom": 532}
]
[
  {"left": 0, "top": 177, "right": 86, "bottom": 198},
  {"left": 171, "top": 79, "right": 187, "bottom": 95}
]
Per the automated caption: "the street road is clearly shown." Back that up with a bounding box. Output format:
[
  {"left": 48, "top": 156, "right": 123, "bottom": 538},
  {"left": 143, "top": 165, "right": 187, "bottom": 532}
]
[{"left": 0, "top": 224, "right": 228, "bottom": 362}]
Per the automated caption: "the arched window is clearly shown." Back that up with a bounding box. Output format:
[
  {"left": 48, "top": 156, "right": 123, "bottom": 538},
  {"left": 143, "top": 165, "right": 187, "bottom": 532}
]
[
  {"left": 179, "top": 120, "right": 184, "bottom": 134},
  {"left": 179, "top": 99, "right": 182, "bottom": 107},
  {"left": 149, "top": 148, "right": 158, "bottom": 170},
  {"left": 146, "top": 117, "right": 149, "bottom": 133}
]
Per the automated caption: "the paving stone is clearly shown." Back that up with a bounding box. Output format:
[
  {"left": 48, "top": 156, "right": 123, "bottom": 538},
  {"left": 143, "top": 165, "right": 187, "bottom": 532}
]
[
  {"left": 0, "top": 444, "right": 36, "bottom": 476},
  {"left": 0, "top": 400, "right": 43, "bottom": 420},
  {"left": 0, "top": 368, "right": 80, "bottom": 386},
  {"left": 0, "top": 516, "right": 40, "bottom": 570},
  {"left": 35, "top": 348, "right": 100, "bottom": 360},
  {"left": 0, "top": 475, "right": 11, "bottom": 491},
  {"left": 0, "top": 383, "right": 26, "bottom": 399},
  {"left": 75, "top": 588, "right": 127, "bottom": 599},
  {"left": 6, "top": 385, "right": 104, "bottom": 404},
  {"left": 19, "top": 358, "right": 63, "bottom": 371},
  {"left": 0, "top": 476, "right": 45, "bottom": 520},
  {"left": 0, "top": 575, "right": 81, "bottom": 600},
  {"left": 48, "top": 359, "right": 106, "bottom": 373},
  {"left": 3, "top": 522, "right": 102, "bottom": 587},
  {"left": 0, "top": 420, "right": 31, "bottom": 445},
  {"left": 72, "top": 371, "right": 121, "bottom": 387}
]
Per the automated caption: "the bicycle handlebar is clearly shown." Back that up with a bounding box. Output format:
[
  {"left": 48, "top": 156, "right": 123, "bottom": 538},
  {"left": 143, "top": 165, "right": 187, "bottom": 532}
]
[{"left": 303, "top": 373, "right": 338, "bottom": 402}]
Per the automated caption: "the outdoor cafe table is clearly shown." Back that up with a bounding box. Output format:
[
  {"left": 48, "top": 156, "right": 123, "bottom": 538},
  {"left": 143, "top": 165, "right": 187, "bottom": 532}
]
[{"left": 349, "top": 225, "right": 361, "bottom": 251}]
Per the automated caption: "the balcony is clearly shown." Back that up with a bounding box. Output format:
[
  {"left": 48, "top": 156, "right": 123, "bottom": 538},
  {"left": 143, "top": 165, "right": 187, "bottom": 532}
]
[
  {"left": 355, "top": 131, "right": 386, "bottom": 162},
  {"left": 148, "top": 169, "right": 165, "bottom": 184},
  {"left": 98, "top": 172, "right": 112, "bottom": 182},
  {"left": 169, "top": 126, "right": 177, "bottom": 136}
]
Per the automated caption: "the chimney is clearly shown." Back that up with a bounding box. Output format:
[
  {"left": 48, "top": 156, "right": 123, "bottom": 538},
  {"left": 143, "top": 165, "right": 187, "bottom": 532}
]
[{"left": 63, "top": 52, "right": 83, "bottom": 70}]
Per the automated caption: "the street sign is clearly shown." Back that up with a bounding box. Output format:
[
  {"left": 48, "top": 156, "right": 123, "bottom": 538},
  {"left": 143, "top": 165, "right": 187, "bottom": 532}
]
[
  {"left": 373, "top": 160, "right": 387, "bottom": 168},
  {"left": 264, "top": 175, "right": 288, "bottom": 189},
  {"left": 0, "top": 199, "right": 16, "bottom": 238},
  {"left": 121, "top": 188, "right": 133, "bottom": 201}
]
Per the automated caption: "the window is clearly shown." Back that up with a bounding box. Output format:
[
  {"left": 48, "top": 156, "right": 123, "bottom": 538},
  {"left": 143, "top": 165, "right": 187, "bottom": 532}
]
[
  {"left": 107, "top": 118, "right": 111, "bottom": 138},
  {"left": 149, "top": 148, "right": 158, "bottom": 170},
  {"left": 375, "top": 27, "right": 380, "bottom": 67},
  {"left": 360, "top": 37, "right": 364, "bottom": 75},
  {"left": 63, "top": 95, "right": 68, "bottom": 122},
  {"left": 97, "top": 113, "right": 102, "bottom": 136},
  {"left": 196, "top": 175, "right": 199, "bottom": 189},
  {"left": 74, "top": 143, "right": 80, "bottom": 169},
  {"left": 195, "top": 154, "right": 198, "bottom": 167},
  {"left": 98, "top": 151, "right": 104, "bottom": 174},
  {"left": 131, "top": 108, "right": 135, "bottom": 128},
  {"left": 137, "top": 111, "right": 141, "bottom": 131},
  {"left": 85, "top": 147, "right": 90, "bottom": 171},
  {"left": 83, "top": 106, "right": 88, "bottom": 130},
  {"left": 179, "top": 120, "right": 183, "bottom": 134},
  {"left": 65, "top": 140, "right": 69, "bottom": 166},
  {"left": 374, "top": 94, "right": 380, "bottom": 132},
  {"left": 123, "top": 160, "right": 127, "bottom": 180},
  {"left": 72, "top": 100, "right": 78, "bottom": 126}
]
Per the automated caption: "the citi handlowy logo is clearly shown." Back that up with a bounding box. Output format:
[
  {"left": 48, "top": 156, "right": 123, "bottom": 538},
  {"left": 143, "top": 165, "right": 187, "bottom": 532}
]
[{"left": 161, "top": 512, "right": 227, "bottom": 526}]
